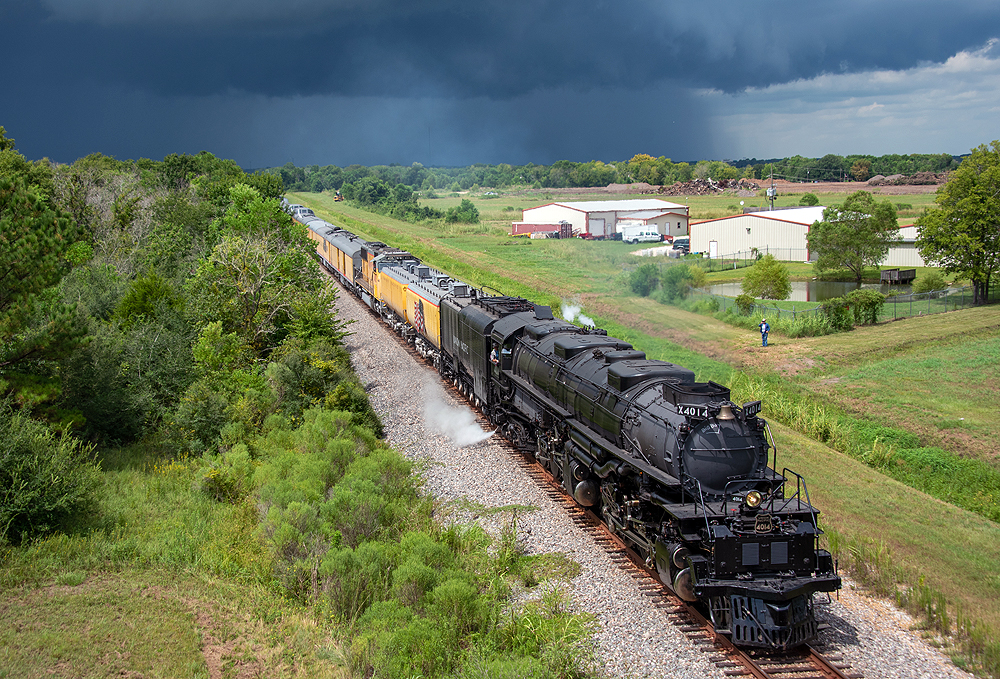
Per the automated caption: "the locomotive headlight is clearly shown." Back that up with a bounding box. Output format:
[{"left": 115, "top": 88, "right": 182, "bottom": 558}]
[{"left": 744, "top": 490, "right": 763, "bottom": 509}]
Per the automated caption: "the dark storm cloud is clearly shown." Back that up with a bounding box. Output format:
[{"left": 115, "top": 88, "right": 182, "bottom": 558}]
[
  {"left": 0, "top": 80, "right": 713, "bottom": 168},
  {"left": 3, "top": 0, "right": 999, "bottom": 166},
  {"left": 10, "top": 0, "right": 1000, "bottom": 100}
]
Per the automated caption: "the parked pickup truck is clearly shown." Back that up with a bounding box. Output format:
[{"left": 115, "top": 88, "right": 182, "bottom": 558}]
[{"left": 618, "top": 224, "right": 664, "bottom": 244}]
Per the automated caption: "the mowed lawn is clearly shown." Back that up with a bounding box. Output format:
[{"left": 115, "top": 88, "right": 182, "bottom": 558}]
[{"left": 763, "top": 306, "right": 1000, "bottom": 467}]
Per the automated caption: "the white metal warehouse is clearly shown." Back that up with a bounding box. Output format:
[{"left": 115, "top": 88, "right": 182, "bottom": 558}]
[
  {"left": 519, "top": 199, "right": 689, "bottom": 239},
  {"left": 690, "top": 207, "right": 926, "bottom": 266},
  {"left": 690, "top": 207, "right": 824, "bottom": 261}
]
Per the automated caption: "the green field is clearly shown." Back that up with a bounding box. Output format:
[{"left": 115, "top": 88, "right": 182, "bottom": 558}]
[
  {"left": 418, "top": 185, "right": 939, "bottom": 224},
  {"left": 290, "top": 189, "right": 1000, "bottom": 673}
]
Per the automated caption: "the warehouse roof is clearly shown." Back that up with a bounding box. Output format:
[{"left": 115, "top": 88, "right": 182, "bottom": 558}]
[
  {"left": 693, "top": 206, "right": 826, "bottom": 227},
  {"left": 527, "top": 199, "right": 688, "bottom": 212}
]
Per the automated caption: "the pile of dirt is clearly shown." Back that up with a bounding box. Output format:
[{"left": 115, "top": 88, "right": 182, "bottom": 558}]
[
  {"left": 868, "top": 171, "right": 946, "bottom": 186},
  {"left": 658, "top": 178, "right": 760, "bottom": 196},
  {"left": 606, "top": 182, "right": 657, "bottom": 193}
]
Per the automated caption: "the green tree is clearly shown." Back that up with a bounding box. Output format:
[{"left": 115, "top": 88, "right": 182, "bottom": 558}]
[
  {"left": 185, "top": 184, "right": 333, "bottom": 352},
  {"left": 741, "top": 254, "right": 791, "bottom": 300},
  {"left": 799, "top": 193, "right": 819, "bottom": 206},
  {"left": 807, "top": 190, "right": 900, "bottom": 283},
  {"left": 916, "top": 141, "right": 1000, "bottom": 304},
  {"left": 0, "top": 177, "right": 87, "bottom": 376},
  {"left": 851, "top": 159, "right": 873, "bottom": 182},
  {"left": 444, "top": 199, "right": 480, "bottom": 224},
  {"left": 0, "top": 128, "right": 55, "bottom": 201}
]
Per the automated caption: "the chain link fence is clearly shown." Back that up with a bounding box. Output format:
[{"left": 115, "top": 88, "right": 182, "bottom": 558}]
[
  {"left": 636, "top": 248, "right": 813, "bottom": 270},
  {"left": 687, "top": 284, "right": 996, "bottom": 323},
  {"left": 686, "top": 289, "right": 823, "bottom": 320},
  {"left": 880, "top": 285, "right": 998, "bottom": 320}
]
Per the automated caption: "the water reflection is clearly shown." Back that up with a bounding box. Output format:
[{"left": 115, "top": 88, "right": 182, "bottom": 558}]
[{"left": 706, "top": 280, "right": 913, "bottom": 302}]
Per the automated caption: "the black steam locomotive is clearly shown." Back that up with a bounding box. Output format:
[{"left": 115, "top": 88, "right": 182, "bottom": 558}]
[
  {"left": 291, "top": 204, "right": 841, "bottom": 649},
  {"left": 436, "top": 293, "right": 840, "bottom": 649}
]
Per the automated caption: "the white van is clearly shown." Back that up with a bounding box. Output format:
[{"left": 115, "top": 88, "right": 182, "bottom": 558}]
[{"left": 619, "top": 224, "right": 663, "bottom": 244}]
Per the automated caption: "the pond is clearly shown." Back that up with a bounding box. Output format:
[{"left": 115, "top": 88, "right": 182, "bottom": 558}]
[{"left": 706, "top": 280, "right": 913, "bottom": 302}]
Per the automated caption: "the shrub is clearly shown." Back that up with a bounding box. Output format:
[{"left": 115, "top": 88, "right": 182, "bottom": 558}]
[
  {"left": 799, "top": 193, "right": 819, "bottom": 206},
  {"left": 845, "top": 288, "right": 886, "bottom": 325},
  {"left": 735, "top": 294, "right": 756, "bottom": 316},
  {"left": 0, "top": 407, "right": 101, "bottom": 544},
  {"left": 429, "top": 578, "right": 484, "bottom": 636},
  {"left": 445, "top": 199, "right": 480, "bottom": 224},
  {"left": 821, "top": 296, "right": 854, "bottom": 331},
  {"left": 657, "top": 263, "right": 703, "bottom": 302},
  {"left": 912, "top": 270, "right": 948, "bottom": 294},
  {"left": 628, "top": 263, "right": 659, "bottom": 296},
  {"left": 199, "top": 444, "right": 255, "bottom": 502}
]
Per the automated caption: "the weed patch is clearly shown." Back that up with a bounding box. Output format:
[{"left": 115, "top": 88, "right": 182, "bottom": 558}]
[{"left": 828, "top": 530, "right": 1000, "bottom": 678}]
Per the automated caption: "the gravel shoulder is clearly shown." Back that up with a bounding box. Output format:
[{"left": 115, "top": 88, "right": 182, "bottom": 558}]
[{"left": 332, "top": 282, "right": 974, "bottom": 679}]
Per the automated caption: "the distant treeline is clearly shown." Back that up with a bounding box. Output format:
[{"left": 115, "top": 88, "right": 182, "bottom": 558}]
[{"left": 268, "top": 151, "right": 964, "bottom": 193}]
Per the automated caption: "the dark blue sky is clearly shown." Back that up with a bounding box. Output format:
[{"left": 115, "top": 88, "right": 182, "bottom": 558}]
[{"left": 3, "top": 0, "right": 999, "bottom": 167}]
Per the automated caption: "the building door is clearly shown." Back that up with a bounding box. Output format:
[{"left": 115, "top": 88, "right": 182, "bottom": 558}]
[
  {"left": 709, "top": 240, "right": 718, "bottom": 259},
  {"left": 588, "top": 218, "right": 605, "bottom": 237}
]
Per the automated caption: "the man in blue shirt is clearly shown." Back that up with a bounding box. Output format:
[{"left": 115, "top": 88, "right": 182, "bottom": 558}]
[{"left": 759, "top": 318, "right": 770, "bottom": 347}]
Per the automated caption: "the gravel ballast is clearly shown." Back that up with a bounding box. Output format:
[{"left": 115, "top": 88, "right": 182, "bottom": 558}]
[{"left": 332, "top": 282, "right": 973, "bottom": 679}]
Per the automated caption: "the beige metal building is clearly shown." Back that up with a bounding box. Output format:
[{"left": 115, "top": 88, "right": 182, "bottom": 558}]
[
  {"left": 884, "top": 226, "right": 927, "bottom": 267},
  {"left": 691, "top": 208, "right": 926, "bottom": 266},
  {"left": 690, "top": 207, "right": 823, "bottom": 261},
  {"left": 519, "top": 199, "right": 689, "bottom": 239}
]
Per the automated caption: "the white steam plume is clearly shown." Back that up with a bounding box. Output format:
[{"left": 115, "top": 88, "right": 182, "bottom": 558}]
[
  {"left": 422, "top": 380, "right": 494, "bottom": 446},
  {"left": 561, "top": 301, "right": 595, "bottom": 328}
]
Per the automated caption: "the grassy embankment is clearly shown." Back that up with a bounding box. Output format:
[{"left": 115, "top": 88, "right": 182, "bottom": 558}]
[
  {"left": 292, "top": 189, "right": 1000, "bottom": 675},
  {"left": 2, "top": 413, "right": 597, "bottom": 679}
]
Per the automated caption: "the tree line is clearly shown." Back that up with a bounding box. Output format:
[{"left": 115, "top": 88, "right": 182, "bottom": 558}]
[
  {"left": 734, "top": 153, "right": 960, "bottom": 183},
  {"left": 0, "top": 124, "right": 368, "bottom": 537},
  {"left": 269, "top": 151, "right": 964, "bottom": 193}
]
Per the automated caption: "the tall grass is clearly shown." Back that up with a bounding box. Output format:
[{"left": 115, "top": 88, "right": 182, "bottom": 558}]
[
  {"left": 826, "top": 528, "right": 1000, "bottom": 678},
  {"left": 728, "top": 371, "right": 1000, "bottom": 523},
  {"left": 712, "top": 305, "right": 835, "bottom": 338}
]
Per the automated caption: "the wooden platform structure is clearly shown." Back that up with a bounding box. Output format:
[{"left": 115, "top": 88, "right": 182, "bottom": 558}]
[{"left": 880, "top": 268, "right": 916, "bottom": 284}]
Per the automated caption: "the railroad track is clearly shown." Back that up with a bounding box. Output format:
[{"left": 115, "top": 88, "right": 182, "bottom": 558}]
[
  {"left": 338, "top": 277, "right": 862, "bottom": 679},
  {"left": 496, "top": 434, "right": 862, "bottom": 679}
]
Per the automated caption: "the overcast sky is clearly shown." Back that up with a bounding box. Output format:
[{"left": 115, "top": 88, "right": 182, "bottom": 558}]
[{"left": 3, "top": 0, "right": 999, "bottom": 168}]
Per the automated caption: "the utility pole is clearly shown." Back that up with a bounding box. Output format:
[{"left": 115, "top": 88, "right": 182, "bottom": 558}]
[{"left": 766, "top": 167, "right": 776, "bottom": 210}]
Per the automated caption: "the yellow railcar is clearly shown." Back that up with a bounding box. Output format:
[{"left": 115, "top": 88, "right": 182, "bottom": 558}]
[{"left": 406, "top": 285, "right": 442, "bottom": 349}]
